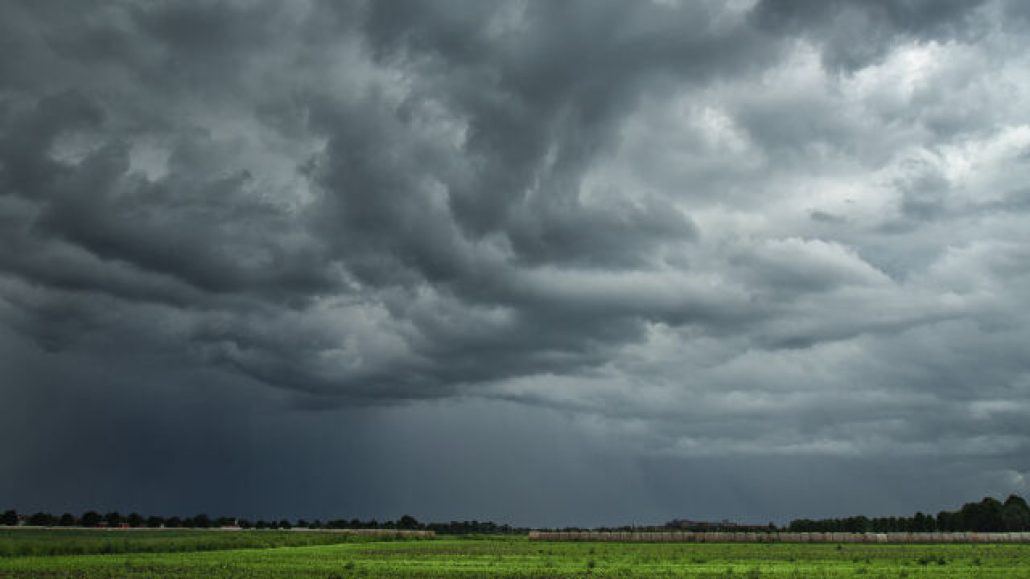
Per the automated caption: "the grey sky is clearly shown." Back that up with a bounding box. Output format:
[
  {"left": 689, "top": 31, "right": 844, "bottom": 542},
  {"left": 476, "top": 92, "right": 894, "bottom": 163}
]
[{"left": 2, "top": 0, "right": 1029, "bottom": 527}]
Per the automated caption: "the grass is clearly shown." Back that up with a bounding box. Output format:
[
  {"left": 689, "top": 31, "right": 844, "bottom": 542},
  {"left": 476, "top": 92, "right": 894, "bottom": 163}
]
[
  {"left": 2, "top": 531, "right": 1030, "bottom": 577},
  {"left": 0, "top": 529, "right": 416, "bottom": 558}
]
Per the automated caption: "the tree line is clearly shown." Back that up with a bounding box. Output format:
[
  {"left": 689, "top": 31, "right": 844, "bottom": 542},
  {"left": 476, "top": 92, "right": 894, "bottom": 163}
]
[
  {"left": 788, "top": 495, "right": 1030, "bottom": 533},
  {"left": 0, "top": 509, "right": 525, "bottom": 535},
  {"left": 5, "top": 494, "right": 1028, "bottom": 533}
]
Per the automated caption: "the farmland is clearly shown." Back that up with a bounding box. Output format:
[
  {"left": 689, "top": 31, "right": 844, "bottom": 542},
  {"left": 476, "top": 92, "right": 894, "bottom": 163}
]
[
  {"left": 0, "top": 528, "right": 428, "bottom": 558},
  {"left": 3, "top": 530, "right": 1030, "bottom": 577}
]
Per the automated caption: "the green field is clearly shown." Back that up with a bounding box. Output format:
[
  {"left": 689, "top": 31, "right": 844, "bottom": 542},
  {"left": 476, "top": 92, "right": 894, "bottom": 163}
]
[
  {"left": 3, "top": 530, "right": 1030, "bottom": 577},
  {"left": 0, "top": 529, "right": 423, "bottom": 558}
]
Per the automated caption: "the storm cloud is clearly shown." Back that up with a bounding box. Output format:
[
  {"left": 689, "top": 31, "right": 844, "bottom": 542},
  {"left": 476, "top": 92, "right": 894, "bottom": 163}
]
[{"left": 2, "top": 0, "right": 1029, "bottom": 526}]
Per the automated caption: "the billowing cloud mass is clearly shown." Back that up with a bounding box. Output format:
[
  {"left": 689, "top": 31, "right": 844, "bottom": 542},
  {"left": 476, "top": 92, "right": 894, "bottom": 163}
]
[{"left": 2, "top": 0, "right": 1030, "bottom": 526}]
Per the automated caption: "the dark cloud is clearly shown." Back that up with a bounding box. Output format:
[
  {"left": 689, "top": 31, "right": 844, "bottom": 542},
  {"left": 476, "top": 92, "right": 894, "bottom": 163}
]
[
  {"left": 751, "top": 0, "right": 990, "bottom": 70},
  {"left": 2, "top": 0, "right": 1029, "bottom": 524}
]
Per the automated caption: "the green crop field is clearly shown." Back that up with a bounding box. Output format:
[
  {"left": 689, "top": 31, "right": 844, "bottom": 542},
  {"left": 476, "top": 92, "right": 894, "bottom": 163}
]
[
  {"left": 0, "top": 529, "right": 422, "bottom": 558},
  {"left": 3, "top": 530, "right": 1030, "bottom": 577}
]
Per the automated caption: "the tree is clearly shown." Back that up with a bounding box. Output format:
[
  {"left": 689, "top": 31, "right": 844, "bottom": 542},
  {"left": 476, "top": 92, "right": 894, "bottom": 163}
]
[
  {"left": 126, "top": 512, "right": 144, "bottom": 527},
  {"left": 1002, "top": 495, "right": 1030, "bottom": 531},
  {"left": 843, "top": 516, "right": 869, "bottom": 533},
  {"left": 28, "top": 512, "right": 55, "bottom": 526},
  {"left": 961, "top": 497, "right": 1004, "bottom": 531},
  {"left": 912, "top": 512, "right": 934, "bottom": 532},
  {"left": 1005, "top": 494, "right": 1030, "bottom": 510},
  {"left": 58, "top": 513, "right": 76, "bottom": 527},
  {"left": 80, "top": 511, "right": 102, "bottom": 527},
  {"left": 146, "top": 516, "right": 164, "bottom": 528},
  {"left": 188, "top": 514, "right": 211, "bottom": 528},
  {"left": 103, "top": 512, "right": 123, "bottom": 527},
  {"left": 278, "top": 519, "right": 292, "bottom": 530},
  {"left": 1, "top": 510, "right": 18, "bottom": 526},
  {"left": 398, "top": 515, "right": 421, "bottom": 530}
]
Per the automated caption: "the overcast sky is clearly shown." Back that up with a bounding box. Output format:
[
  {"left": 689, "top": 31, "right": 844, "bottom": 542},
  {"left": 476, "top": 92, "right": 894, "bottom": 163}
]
[{"left": 2, "top": 0, "right": 1030, "bottom": 527}]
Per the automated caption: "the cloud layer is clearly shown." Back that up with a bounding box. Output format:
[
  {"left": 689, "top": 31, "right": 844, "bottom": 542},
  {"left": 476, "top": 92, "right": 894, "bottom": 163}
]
[{"left": 2, "top": 0, "right": 1029, "bottom": 524}]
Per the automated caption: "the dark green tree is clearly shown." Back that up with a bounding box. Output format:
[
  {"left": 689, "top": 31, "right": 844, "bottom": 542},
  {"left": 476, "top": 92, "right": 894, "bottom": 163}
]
[
  {"left": 1002, "top": 495, "right": 1030, "bottom": 531},
  {"left": 2, "top": 510, "right": 18, "bottom": 526},
  {"left": 28, "top": 512, "right": 55, "bottom": 526},
  {"left": 80, "top": 511, "right": 102, "bottom": 527},
  {"left": 912, "top": 512, "right": 934, "bottom": 532},
  {"left": 398, "top": 515, "right": 421, "bottom": 530},
  {"left": 960, "top": 497, "right": 1004, "bottom": 531},
  {"left": 189, "top": 514, "right": 211, "bottom": 528},
  {"left": 843, "top": 516, "right": 869, "bottom": 533}
]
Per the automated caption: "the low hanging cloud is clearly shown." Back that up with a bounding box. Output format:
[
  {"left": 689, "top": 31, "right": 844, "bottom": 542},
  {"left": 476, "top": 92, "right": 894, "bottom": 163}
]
[{"left": 2, "top": 0, "right": 1030, "bottom": 522}]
